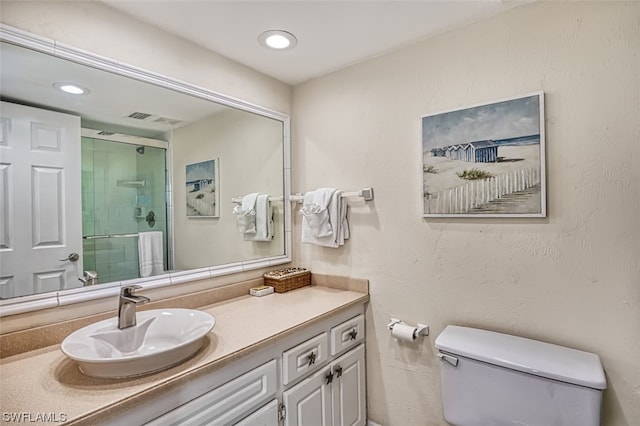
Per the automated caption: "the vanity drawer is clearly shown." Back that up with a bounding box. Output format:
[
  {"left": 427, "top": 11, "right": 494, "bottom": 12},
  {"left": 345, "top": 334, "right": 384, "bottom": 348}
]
[
  {"left": 282, "top": 332, "right": 328, "bottom": 386},
  {"left": 330, "top": 314, "right": 365, "bottom": 356},
  {"left": 235, "top": 399, "right": 279, "bottom": 426},
  {"left": 145, "top": 359, "right": 277, "bottom": 426}
]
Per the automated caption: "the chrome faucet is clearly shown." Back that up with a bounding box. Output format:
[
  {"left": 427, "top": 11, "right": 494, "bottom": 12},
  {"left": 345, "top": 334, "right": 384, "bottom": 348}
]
[
  {"left": 118, "top": 285, "right": 150, "bottom": 329},
  {"left": 78, "top": 270, "right": 99, "bottom": 286}
]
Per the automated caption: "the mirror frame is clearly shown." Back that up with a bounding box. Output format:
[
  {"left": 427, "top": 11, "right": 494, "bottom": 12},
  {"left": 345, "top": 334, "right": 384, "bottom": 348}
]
[{"left": 0, "top": 24, "right": 292, "bottom": 317}]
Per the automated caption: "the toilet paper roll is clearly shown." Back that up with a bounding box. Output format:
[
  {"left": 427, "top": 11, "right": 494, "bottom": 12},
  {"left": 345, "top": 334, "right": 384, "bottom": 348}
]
[{"left": 391, "top": 322, "right": 417, "bottom": 342}]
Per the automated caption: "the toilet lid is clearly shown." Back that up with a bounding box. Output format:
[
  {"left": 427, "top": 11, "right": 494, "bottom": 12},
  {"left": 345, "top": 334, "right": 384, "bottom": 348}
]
[{"left": 435, "top": 325, "right": 607, "bottom": 390}]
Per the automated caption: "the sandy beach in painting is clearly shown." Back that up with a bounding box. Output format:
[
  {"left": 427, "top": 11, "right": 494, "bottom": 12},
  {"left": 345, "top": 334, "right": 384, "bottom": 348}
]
[
  {"left": 423, "top": 144, "right": 540, "bottom": 193},
  {"left": 186, "top": 186, "right": 216, "bottom": 216},
  {"left": 423, "top": 144, "right": 541, "bottom": 214}
]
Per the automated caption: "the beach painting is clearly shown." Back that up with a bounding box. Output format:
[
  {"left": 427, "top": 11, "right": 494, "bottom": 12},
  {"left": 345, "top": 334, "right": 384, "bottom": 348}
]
[
  {"left": 186, "top": 158, "right": 219, "bottom": 218},
  {"left": 421, "top": 92, "right": 546, "bottom": 217}
]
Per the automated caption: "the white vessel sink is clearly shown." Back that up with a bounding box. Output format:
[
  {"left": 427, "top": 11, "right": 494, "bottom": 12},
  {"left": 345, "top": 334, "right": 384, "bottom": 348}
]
[{"left": 61, "top": 309, "right": 215, "bottom": 379}]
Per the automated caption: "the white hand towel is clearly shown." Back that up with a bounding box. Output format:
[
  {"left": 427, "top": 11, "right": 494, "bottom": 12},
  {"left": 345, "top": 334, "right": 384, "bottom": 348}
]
[
  {"left": 341, "top": 201, "right": 350, "bottom": 242},
  {"left": 301, "top": 188, "right": 336, "bottom": 238},
  {"left": 233, "top": 192, "right": 259, "bottom": 234},
  {"left": 332, "top": 190, "right": 350, "bottom": 246},
  {"left": 336, "top": 191, "right": 350, "bottom": 246},
  {"left": 138, "top": 231, "right": 164, "bottom": 278},
  {"left": 244, "top": 194, "right": 273, "bottom": 242},
  {"left": 302, "top": 189, "right": 349, "bottom": 248}
]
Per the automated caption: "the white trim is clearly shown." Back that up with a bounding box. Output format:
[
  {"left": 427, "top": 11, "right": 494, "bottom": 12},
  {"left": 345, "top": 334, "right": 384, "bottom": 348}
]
[{"left": 81, "top": 128, "right": 168, "bottom": 149}]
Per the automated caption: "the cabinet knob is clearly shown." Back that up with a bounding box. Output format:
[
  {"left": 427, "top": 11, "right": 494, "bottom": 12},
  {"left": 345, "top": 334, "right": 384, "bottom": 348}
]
[
  {"left": 325, "top": 370, "right": 334, "bottom": 385},
  {"left": 335, "top": 365, "right": 343, "bottom": 379},
  {"left": 348, "top": 329, "right": 358, "bottom": 340},
  {"left": 307, "top": 351, "right": 317, "bottom": 366}
]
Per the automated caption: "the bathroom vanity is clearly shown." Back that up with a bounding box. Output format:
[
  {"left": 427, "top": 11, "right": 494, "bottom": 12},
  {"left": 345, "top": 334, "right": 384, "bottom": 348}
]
[
  {"left": 135, "top": 304, "right": 365, "bottom": 426},
  {"left": 0, "top": 276, "right": 369, "bottom": 425}
]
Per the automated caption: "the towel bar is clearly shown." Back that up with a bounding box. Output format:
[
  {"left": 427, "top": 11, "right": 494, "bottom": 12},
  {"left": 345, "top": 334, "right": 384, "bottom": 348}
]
[
  {"left": 83, "top": 233, "right": 139, "bottom": 240},
  {"left": 232, "top": 188, "right": 374, "bottom": 204},
  {"left": 231, "top": 195, "right": 284, "bottom": 204},
  {"left": 289, "top": 187, "right": 374, "bottom": 203}
]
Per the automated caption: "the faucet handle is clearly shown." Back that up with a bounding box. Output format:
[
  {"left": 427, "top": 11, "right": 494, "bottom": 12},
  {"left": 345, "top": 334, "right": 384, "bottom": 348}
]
[
  {"left": 121, "top": 285, "right": 143, "bottom": 297},
  {"left": 84, "top": 270, "right": 98, "bottom": 279}
]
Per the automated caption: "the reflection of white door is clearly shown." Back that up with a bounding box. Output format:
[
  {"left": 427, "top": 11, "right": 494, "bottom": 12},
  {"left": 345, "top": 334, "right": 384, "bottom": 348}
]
[{"left": 0, "top": 101, "right": 82, "bottom": 298}]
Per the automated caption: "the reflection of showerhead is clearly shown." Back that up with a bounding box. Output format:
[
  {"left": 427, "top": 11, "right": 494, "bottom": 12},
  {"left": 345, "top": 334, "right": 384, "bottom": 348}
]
[{"left": 136, "top": 146, "right": 145, "bottom": 155}]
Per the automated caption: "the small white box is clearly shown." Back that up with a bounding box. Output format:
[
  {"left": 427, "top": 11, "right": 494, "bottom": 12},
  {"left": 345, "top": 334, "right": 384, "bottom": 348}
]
[{"left": 249, "top": 285, "right": 274, "bottom": 297}]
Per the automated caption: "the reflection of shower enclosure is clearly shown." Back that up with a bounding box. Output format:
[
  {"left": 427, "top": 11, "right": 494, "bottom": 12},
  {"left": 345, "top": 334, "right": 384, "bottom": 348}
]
[{"left": 81, "top": 137, "right": 168, "bottom": 282}]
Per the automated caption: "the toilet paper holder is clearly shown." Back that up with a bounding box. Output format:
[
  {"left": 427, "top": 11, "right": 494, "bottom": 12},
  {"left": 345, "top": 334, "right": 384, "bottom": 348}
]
[{"left": 388, "top": 318, "right": 429, "bottom": 338}]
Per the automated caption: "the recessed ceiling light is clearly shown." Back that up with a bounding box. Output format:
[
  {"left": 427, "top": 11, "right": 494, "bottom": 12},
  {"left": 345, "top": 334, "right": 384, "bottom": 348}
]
[
  {"left": 53, "top": 82, "right": 90, "bottom": 95},
  {"left": 258, "top": 30, "right": 297, "bottom": 51}
]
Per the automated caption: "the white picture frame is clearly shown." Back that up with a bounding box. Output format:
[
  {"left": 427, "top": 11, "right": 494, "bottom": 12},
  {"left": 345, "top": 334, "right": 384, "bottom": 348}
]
[
  {"left": 186, "top": 158, "right": 220, "bottom": 218},
  {"left": 421, "top": 92, "right": 546, "bottom": 218}
]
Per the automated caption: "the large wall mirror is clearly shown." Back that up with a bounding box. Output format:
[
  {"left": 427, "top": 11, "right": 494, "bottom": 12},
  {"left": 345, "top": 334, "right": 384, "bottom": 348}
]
[{"left": 0, "top": 26, "right": 291, "bottom": 316}]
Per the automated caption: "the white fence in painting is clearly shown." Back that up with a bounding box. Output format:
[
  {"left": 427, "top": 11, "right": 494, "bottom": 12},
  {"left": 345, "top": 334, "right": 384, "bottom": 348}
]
[
  {"left": 187, "top": 196, "right": 215, "bottom": 216},
  {"left": 425, "top": 167, "right": 541, "bottom": 215}
]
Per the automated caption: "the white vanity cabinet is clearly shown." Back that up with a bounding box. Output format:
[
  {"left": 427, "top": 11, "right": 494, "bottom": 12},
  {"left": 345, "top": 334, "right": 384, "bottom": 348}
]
[
  {"left": 145, "top": 359, "right": 278, "bottom": 426},
  {"left": 282, "top": 344, "right": 366, "bottom": 426},
  {"left": 280, "top": 313, "right": 366, "bottom": 426},
  {"left": 119, "top": 305, "right": 366, "bottom": 426}
]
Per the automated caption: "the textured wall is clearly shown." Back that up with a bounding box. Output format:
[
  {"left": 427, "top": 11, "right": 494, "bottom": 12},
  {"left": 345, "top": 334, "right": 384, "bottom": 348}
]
[{"left": 292, "top": 2, "right": 639, "bottom": 425}]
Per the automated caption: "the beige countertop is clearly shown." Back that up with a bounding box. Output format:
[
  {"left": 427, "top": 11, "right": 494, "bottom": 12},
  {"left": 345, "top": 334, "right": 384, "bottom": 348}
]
[{"left": 0, "top": 284, "right": 368, "bottom": 425}]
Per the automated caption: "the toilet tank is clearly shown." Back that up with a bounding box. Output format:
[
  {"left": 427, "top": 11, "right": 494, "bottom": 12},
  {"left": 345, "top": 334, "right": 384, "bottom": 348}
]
[{"left": 435, "top": 326, "right": 607, "bottom": 426}]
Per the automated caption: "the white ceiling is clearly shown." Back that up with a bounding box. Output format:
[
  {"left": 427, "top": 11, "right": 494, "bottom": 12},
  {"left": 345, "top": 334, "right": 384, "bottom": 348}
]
[
  {"left": 103, "top": 0, "right": 532, "bottom": 86},
  {"left": 1, "top": 1, "right": 533, "bottom": 136},
  {"left": 1, "top": 42, "right": 229, "bottom": 138}
]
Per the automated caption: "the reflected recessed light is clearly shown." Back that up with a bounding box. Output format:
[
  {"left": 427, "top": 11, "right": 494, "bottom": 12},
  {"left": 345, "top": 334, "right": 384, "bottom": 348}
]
[
  {"left": 258, "top": 30, "right": 297, "bottom": 51},
  {"left": 53, "top": 82, "right": 90, "bottom": 95}
]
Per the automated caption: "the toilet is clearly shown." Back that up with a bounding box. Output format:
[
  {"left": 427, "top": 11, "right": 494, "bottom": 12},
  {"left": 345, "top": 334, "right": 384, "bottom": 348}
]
[{"left": 435, "top": 325, "right": 607, "bottom": 426}]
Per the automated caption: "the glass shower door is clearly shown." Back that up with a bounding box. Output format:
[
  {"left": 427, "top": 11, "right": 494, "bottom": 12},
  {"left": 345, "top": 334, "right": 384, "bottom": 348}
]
[{"left": 81, "top": 137, "right": 168, "bottom": 283}]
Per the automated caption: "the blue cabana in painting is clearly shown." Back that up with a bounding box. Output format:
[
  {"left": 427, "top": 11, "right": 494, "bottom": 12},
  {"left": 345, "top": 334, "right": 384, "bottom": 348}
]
[{"left": 432, "top": 140, "right": 498, "bottom": 163}]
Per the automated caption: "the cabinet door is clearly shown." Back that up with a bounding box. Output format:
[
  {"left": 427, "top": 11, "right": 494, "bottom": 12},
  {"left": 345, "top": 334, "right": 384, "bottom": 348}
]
[
  {"left": 235, "top": 399, "right": 279, "bottom": 426},
  {"left": 282, "top": 367, "right": 333, "bottom": 426},
  {"left": 332, "top": 344, "right": 366, "bottom": 426}
]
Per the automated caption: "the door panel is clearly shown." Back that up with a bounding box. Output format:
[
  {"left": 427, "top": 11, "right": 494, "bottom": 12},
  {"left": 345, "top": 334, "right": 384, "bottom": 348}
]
[
  {"left": 0, "top": 162, "right": 10, "bottom": 249},
  {"left": 0, "top": 101, "right": 82, "bottom": 298},
  {"left": 332, "top": 344, "right": 366, "bottom": 426},
  {"left": 283, "top": 368, "right": 332, "bottom": 426},
  {"left": 32, "top": 166, "right": 64, "bottom": 246}
]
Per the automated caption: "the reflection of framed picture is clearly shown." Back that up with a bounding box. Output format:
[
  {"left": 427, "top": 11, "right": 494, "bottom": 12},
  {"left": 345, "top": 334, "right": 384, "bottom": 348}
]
[
  {"left": 186, "top": 158, "right": 219, "bottom": 218},
  {"left": 421, "top": 92, "right": 546, "bottom": 218}
]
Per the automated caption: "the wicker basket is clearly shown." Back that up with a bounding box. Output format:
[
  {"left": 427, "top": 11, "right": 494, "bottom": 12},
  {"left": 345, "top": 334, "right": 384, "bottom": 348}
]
[{"left": 263, "top": 267, "right": 311, "bottom": 293}]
